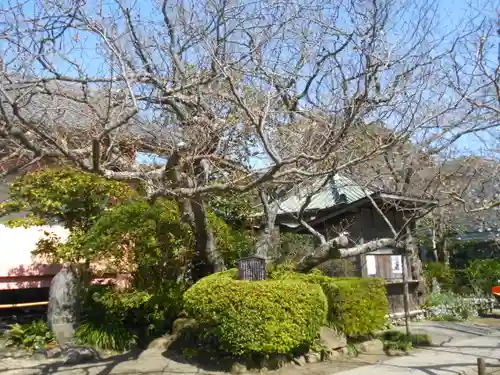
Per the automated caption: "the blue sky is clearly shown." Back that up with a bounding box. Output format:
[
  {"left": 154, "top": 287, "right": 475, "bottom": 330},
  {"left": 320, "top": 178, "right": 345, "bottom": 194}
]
[{"left": 0, "top": 0, "right": 497, "bottom": 168}]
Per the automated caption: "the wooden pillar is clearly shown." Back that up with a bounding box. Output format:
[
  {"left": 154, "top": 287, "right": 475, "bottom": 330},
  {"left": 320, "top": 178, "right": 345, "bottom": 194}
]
[{"left": 402, "top": 248, "right": 411, "bottom": 338}]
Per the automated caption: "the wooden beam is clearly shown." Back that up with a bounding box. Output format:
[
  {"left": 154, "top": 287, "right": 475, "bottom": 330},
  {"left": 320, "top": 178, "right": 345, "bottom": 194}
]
[{"left": 0, "top": 301, "right": 48, "bottom": 309}]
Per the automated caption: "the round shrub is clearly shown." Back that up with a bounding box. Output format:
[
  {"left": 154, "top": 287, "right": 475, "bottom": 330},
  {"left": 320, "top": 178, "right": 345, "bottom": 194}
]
[
  {"left": 183, "top": 271, "right": 327, "bottom": 355},
  {"left": 322, "top": 277, "right": 388, "bottom": 337},
  {"left": 270, "top": 271, "right": 388, "bottom": 337}
]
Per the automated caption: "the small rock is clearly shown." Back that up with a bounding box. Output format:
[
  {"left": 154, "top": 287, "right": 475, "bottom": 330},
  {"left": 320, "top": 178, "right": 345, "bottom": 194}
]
[
  {"left": 319, "top": 326, "right": 347, "bottom": 350},
  {"left": 231, "top": 362, "right": 247, "bottom": 374},
  {"left": 172, "top": 318, "right": 197, "bottom": 334},
  {"left": 292, "top": 356, "right": 307, "bottom": 366},
  {"left": 328, "top": 350, "right": 341, "bottom": 360},
  {"left": 260, "top": 354, "right": 288, "bottom": 369},
  {"left": 45, "top": 346, "right": 63, "bottom": 358},
  {"left": 337, "top": 347, "right": 349, "bottom": 356},
  {"left": 387, "top": 349, "right": 409, "bottom": 357},
  {"left": 355, "top": 339, "right": 384, "bottom": 354},
  {"left": 147, "top": 335, "right": 175, "bottom": 350},
  {"left": 305, "top": 352, "right": 321, "bottom": 363},
  {"left": 62, "top": 346, "right": 99, "bottom": 365}
]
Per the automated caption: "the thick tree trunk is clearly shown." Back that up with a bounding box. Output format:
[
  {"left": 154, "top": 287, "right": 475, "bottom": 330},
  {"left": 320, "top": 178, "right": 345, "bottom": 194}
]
[
  {"left": 190, "top": 196, "right": 225, "bottom": 281},
  {"left": 255, "top": 200, "right": 279, "bottom": 259},
  {"left": 160, "top": 150, "right": 225, "bottom": 281}
]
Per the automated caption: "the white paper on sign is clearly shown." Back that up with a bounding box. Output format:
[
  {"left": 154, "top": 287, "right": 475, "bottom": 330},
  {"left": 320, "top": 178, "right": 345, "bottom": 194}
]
[
  {"left": 366, "top": 255, "right": 377, "bottom": 276},
  {"left": 391, "top": 255, "right": 403, "bottom": 274}
]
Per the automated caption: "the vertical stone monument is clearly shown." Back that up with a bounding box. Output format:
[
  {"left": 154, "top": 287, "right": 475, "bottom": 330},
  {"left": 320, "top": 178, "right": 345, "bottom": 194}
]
[{"left": 47, "top": 264, "right": 80, "bottom": 348}]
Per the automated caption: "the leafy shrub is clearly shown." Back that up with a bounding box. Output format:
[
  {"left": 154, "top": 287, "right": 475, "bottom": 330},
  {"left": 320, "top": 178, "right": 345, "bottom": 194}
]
[
  {"left": 379, "top": 330, "right": 431, "bottom": 351},
  {"left": 423, "top": 262, "right": 455, "bottom": 291},
  {"left": 424, "top": 291, "right": 478, "bottom": 321},
  {"left": 5, "top": 320, "right": 55, "bottom": 350},
  {"left": 183, "top": 271, "right": 327, "bottom": 356},
  {"left": 317, "top": 276, "right": 388, "bottom": 337},
  {"left": 207, "top": 211, "right": 255, "bottom": 268},
  {"left": 465, "top": 259, "right": 500, "bottom": 296},
  {"left": 317, "top": 259, "right": 356, "bottom": 277},
  {"left": 270, "top": 271, "right": 388, "bottom": 337},
  {"left": 86, "top": 199, "right": 253, "bottom": 282},
  {"left": 76, "top": 283, "right": 184, "bottom": 351},
  {"left": 85, "top": 199, "right": 194, "bottom": 282},
  {"left": 0, "top": 167, "right": 137, "bottom": 231},
  {"left": 76, "top": 321, "right": 137, "bottom": 352},
  {"left": 0, "top": 167, "right": 137, "bottom": 264}
]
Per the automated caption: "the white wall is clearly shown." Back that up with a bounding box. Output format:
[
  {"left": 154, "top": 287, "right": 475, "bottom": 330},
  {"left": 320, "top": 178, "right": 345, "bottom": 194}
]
[{"left": 0, "top": 224, "right": 69, "bottom": 277}]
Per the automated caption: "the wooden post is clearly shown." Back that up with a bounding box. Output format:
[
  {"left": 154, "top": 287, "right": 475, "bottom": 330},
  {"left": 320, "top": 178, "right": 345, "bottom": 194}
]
[
  {"left": 477, "top": 357, "right": 486, "bottom": 375},
  {"left": 401, "top": 249, "right": 411, "bottom": 339}
]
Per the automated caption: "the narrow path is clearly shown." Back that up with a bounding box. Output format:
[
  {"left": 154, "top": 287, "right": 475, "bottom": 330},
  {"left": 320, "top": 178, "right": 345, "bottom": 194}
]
[
  {"left": 393, "top": 320, "right": 498, "bottom": 347},
  {"left": 335, "top": 329, "right": 500, "bottom": 375},
  {"left": 2, "top": 321, "right": 500, "bottom": 375}
]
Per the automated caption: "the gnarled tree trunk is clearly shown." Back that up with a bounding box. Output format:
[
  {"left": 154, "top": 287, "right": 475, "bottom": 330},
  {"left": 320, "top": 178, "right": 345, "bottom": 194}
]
[{"left": 190, "top": 196, "right": 225, "bottom": 281}]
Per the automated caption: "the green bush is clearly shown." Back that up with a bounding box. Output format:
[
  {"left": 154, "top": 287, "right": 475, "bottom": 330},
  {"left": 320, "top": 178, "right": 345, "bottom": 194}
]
[
  {"left": 317, "top": 259, "right": 356, "bottom": 277},
  {"left": 6, "top": 320, "right": 55, "bottom": 350},
  {"left": 465, "top": 259, "right": 500, "bottom": 296},
  {"left": 76, "top": 282, "right": 184, "bottom": 351},
  {"left": 183, "top": 271, "right": 327, "bottom": 356},
  {"left": 270, "top": 271, "right": 388, "bottom": 337},
  {"left": 315, "top": 276, "right": 388, "bottom": 337},
  {"left": 0, "top": 167, "right": 137, "bottom": 231},
  {"left": 76, "top": 321, "right": 137, "bottom": 352},
  {"left": 423, "top": 262, "right": 455, "bottom": 291},
  {"left": 424, "top": 290, "right": 478, "bottom": 321}
]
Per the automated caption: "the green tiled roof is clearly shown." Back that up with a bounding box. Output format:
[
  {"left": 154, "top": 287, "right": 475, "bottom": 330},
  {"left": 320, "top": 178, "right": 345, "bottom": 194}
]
[{"left": 277, "top": 174, "right": 373, "bottom": 215}]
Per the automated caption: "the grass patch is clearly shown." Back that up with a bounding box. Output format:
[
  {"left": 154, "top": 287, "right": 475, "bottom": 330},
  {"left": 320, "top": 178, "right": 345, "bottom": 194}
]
[{"left": 378, "top": 331, "right": 432, "bottom": 352}]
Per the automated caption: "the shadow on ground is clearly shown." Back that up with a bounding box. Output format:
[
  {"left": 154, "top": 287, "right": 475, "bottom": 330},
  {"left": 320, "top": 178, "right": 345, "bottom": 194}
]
[
  {"left": 0, "top": 350, "right": 146, "bottom": 375},
  {"left": 393, "top": 362, "right": 500, "bottom": 375}
]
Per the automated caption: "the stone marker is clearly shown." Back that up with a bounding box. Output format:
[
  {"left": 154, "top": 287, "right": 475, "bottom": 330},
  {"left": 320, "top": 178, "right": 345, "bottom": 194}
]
[{"left": 47, "top": 264, "right": 80, "bottom": 347}]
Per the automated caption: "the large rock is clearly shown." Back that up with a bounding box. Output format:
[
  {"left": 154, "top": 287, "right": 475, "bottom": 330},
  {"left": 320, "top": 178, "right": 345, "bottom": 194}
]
[
  {"left": 230, "top": 362, "right": 247, "bottom": 374},
  {"left": 45, "top": 346, "right": 63, "bottom": 358},
  {"left": 305, "top": 352, "right": 321, "bottom": 363},
  {"left": 62, "top": 346, "right": 99, "bottom": 365},
  {"left": 319, "top": 326, "right": 347, "bottom": 350},
  {"left": 337, "top": 347, "right": 350, "bottom": 356},
  {"left": 47, "top": 264, "right": 80, "bottom": 347},
  {"left": 292, "top": 356, "right": 307, "bottom": 366},
  {"left": 260, "top": 354, "right": 288, "bottom": 369},
  {"left": 355, "top": 339, "right": 384, "bottom": 354},
  {"left": 171, "top": 318, "right": 197, "bottom": 334}
]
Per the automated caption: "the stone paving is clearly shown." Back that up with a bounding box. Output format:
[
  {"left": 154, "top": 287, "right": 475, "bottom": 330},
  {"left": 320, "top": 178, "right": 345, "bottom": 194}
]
[
  {"left": 336, "top": 321, "right": 500, "bottom": 375},
  {"left": 1, "top": 321, "right": 500, "bottom": 375},
  {"left": 0, "top": 346, "right": 388, "bottom": 375}
]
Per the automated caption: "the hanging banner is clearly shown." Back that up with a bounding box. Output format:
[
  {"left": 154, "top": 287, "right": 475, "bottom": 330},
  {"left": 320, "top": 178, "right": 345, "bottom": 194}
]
[
  {"left": 391, "top": 255, "right": 403, "bottom": 274},
  {"left": 366, "top": 255, "right": 377, "bottom": 276}
]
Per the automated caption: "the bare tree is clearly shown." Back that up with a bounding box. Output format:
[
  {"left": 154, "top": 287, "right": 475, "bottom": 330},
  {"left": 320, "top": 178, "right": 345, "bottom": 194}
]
[{"left": 0, "top": 0, "right": 497, "bottom": 279}]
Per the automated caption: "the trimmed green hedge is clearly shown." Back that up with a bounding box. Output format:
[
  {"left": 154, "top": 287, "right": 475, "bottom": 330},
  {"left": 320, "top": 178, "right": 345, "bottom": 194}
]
[
  {"left": 183, "top": 271, "right": 327, "bottom": 355},
  {"left": 319, "top": 276, "right": 388, "bottom": 337},
  {"left": 270, "top": 271, "right": 388, "bottom": 337}
]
